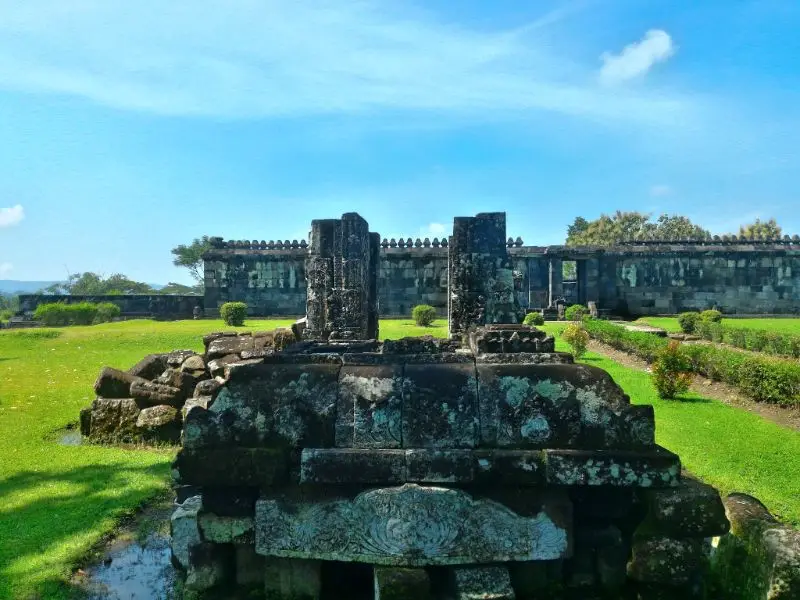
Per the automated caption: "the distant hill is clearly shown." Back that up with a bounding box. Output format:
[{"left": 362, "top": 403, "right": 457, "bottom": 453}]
[
  {"left": 0, "top": 281, "right": 168, "bottom": 295},
  {"left": 0, "top": 280, "right": 63, "bottom": 295}
]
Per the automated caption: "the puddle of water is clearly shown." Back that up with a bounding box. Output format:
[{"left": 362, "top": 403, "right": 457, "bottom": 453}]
[
  {"left": 60, "top": 430, "right": 83, "bottom": 446},
  {"left": 80, "top": 531, "right": 178, "bottom": 600}
]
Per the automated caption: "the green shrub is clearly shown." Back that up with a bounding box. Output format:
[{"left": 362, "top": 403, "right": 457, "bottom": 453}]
[
  {"left": 699, "top": 309, "right": 723, "bottom": 323},
  {"left": 562, "top": 322, "right": 589, "bottom": 359},
  {"left": 411, "top": 304, "right": 437, "bottom": 327},
  {"left": 95, "top": 302, "right": 121, "bottom": 323},
  {"left": 33, "top": 303, "right": 70, "bottom": 326},
  {"left": 523, "top": 312, "right": 545, "bottom": 326},
  {"left": 677, "top": 312, "right": 699, "bottom": 333},
  {"left": 564, "top": 304, "right": 588, "bottom": 321},
  {"left": 651, "top": 340, "right": 693, "bottom": 399},
  {"left": 582, "top": 318, "right": 800, "bottom": 407},
  {"left": 0, "top": 309, "right": 13, "bottom": 323},
  {"left": 220, "top": 302, "right": 248, "bottom": 326},
  {"left": 68, "top": 302, "right": 99, "bottom": 325}
]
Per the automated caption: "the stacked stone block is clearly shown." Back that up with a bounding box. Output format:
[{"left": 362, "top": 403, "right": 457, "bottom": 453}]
[
  {"left": 166, "top": 322, "right": 725, "bottom": 598},
  {"left": 305, "top": 212, "right": 379, "bottom": 341}
]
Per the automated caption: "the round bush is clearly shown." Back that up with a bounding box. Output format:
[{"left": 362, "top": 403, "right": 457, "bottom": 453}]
[
  {"left": 220, "top": 302, "right": 248, "bottom": 326},
  {"left": 412, "top": 304, "right": 437, "bottom": 327},
  {"left": 564, "top": 304, "right": 588, "bottom": 321},
  {"left": 677, "top": 312, "right": 699, "bottom": 334},
  {"left": 651, "top": 340, "right": 693, "bottom": 399},
  {"left": 562, "top": 323, "right": 589, "bottom": 359},
  {"left": 523, "top": 312, "right": 545, "bottom": 326},
  {"left": 95, "top": 302, "right": 121, "bottom": 323},
  {"left": 699, "top": 309, "right": 723, "bottom": 323}
]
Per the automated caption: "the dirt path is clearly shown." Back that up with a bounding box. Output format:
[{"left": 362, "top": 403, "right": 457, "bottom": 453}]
[{"left": 587, "top": 340, "right": 800, "bottom": 433}]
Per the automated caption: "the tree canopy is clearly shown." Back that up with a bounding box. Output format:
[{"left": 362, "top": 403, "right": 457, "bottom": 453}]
[
  {"left": 737, "top": 218, "right": 782, "bottom": 239},
  {"left": 565, "top": 211, "right": 710, "bottom": 246},
  {"left": 39, "top": 273, "right": 201, "bottom": 296},
  {"left": 171, "top": 236, "right": 213, "bottom": 283}
]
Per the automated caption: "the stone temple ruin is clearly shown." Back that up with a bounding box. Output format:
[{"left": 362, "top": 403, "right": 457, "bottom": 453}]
[{"left": 82, "top": 212, "right": 743, "bottom": 599}]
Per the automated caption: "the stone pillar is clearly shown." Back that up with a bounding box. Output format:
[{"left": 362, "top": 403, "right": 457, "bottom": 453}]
[
  {"left": 448, "top": 212, "right": 523, "bottom": 336},
  {"left": 304, "top": 213, "right": 379, "bottom": 340},
  {"left": 548, "top": 257, "right": 563, "bottom": 308}
]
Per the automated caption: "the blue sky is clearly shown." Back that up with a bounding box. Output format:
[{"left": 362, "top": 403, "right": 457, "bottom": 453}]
[{"left": 1, "top": 0, "right": 800, "bottom": 284}]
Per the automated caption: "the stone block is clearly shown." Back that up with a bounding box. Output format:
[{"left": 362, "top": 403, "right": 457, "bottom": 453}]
[
  {"left": 405, "top": 449, "right": 474, "bottom": 483},
  {"left": 402, "top": 363, "right": 478, "bottom": 448},
  {"left": 185, "top": 542, "right": 234, "bottom": 591},
  {"left": 255, "top": 484, "right": 568, "bottom": 565},
  {"left": 173, "top": 448, "right": 288, "bottom": 487},
  {"left": 338, "top": 365, "right": 404, "bottom": 448},
  {"left": 88, "top": 397, "right": 142, "bottom": 439},
  {"left": 201, "top": 487, "right": 259, "bottom": 517},
  {"left": 264, "top": 558, "right": 322, "bottom": 600},
  {"left": 170, "top": 495, "right": 202, "bottom": 570},
  {"left": 135, "top": 404, "right": 180, "bottom": 441},
  {"left": 94, "top": 367, "right": 142, "bottom": 399},
  {"left": 168, "top": 349, "right": 199, "bottom": 367},
  {"left": 130, "top": 379, "right": 183, "bottom": 406},
  {"left": 199, "top": 513, "right": 255, "bottom": 544},
  {"left": 452, "top": 565, "right": 515, "bottom": 600},
  {"left": 207, "top": 335, "right": 254, "bottom": 360},
  {"left": 373, "top": 566, "right": 431, "bottom": 600},
  {"left": 127, "top": 353, "right": 168, "bottom": 380},
  {"left": 473, "top": 450, "right": 545, "bottom": 486},
  {"left": 207, "top": 354, "right": 241, "bottom": 378},
  {"left": 545, "top": 447, "right": 680, "bottom": 488},
  {"left": 300, "top": 448, "right": 406, "bottom": 484},
  {"left": 642, "top": 477, "right": 729, "bottom": 537},
  {"left": 627, "top": 537, "right": 708, "bottom": 585},
  {"left": 194, "top": 377, "right": 223, "bottom": 399},
  {"left": 235, "top": 543, "right": 264, "bottom": 586}
]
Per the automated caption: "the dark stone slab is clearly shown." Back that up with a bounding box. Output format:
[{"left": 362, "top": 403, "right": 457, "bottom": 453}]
[
  {"left": 300, "top": 448, "right": 406, "bottom": 484},
  {"left": 130, "top": 379, "right": 184, "bottom": 406},
  {"left": 627, "top": 537, "right": 709, "bottom": 585},
  {"left": 88, "top": 397, "right": 142, "bottom": 439},
  {"left": 127, "top": 353, "right": 168, "bottom": 380},
  {"left": 402, "top": 363, "right": 478, "bottom": 448},
  {"left": 167, "top": 349, "right": 198, "bottom": 367},
  {"left": 207, "top": 353, "right": 241, "bottom": 378},
  {"left": 94, "top": 367, "right": 143, "bottom": 399},
  {"left": 406, "top": 449, "right": 474, "bottom": 483},
  {"left": 206, "top": 336, "right": 254, "bottom": 360},
  {"left": 382, "top": 336, "right": 458, "bottom": 355},
  {"left": 201, "top": 487, "right": 259, "bottom": 517},
  {"left": 474, "top": 352, "right": 573, "bottom": 365},
  {"left": 212, "top": 363, "right": 341, "bottom": 447},
  {"left": 173, "top": 447, "right": 288, "bottom": 487},
  {"left": 545, "top": 447, "right": 681, "bottom": 488},
  {"left": 338, "top": 365, "right": 404, "bottom": 448},
  {"left": 473, "top": 450, "right": 545, "bottom": 486},
  {"left": 374, "top": 566, "right": 431, "bottom": 600},
  {"left": 451, "top": 565, "right": 515, "bottom": 600},
  {"left": 468, "top": 325, "right": 554, "bottom": 354},
  {"left": 194, "top": 378, "right": 223, "bottom": 399},
  {"left": 642, "top": 477, "right": 729, "bottom": 537}
]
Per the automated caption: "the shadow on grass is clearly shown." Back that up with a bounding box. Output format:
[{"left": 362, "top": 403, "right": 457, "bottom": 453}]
[{"left": 0, "top": 461, "right": 170, "bottom": 600}]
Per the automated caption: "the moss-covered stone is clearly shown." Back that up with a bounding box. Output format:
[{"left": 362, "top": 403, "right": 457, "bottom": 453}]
[{"left": 373, "top": 566, "right": 431, "bottom": 600}]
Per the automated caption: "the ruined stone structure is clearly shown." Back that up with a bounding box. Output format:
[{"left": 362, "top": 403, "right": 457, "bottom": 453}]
[{"left": 204, "top": 232, "right": 800, "bottom": 318}]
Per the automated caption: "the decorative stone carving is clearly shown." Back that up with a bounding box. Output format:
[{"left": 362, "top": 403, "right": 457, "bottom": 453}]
[{"left": 255, "top": 484, "right": 569, "bottom": 566}]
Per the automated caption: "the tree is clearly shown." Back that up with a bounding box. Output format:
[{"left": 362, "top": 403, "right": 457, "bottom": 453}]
[
  {"left": 160, "top": 281, "right": 203, "bottom": 295},
  {"left": 172, "top": 236, "right": 212, "bottom": 284},
  {"left": 738, "top": 218, "right": 782, "bottom": 240},
  {"left": 566, "top": 211, "right": 710, "bottom": 246},
  {"left": 40, "top": 272, "right": 155, "bottom": 295}
]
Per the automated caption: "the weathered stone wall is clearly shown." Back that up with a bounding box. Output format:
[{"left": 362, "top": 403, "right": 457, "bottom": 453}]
[
  {"left": 18, "top": 294, "right": 203, "bottom": 319},
  {"left": 205, "top": 238, "right": 800, "bottom": 317}
]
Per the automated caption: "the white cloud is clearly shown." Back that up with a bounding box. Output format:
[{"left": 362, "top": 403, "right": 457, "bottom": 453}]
[
  {"left": 600, "top": 30, "right": 675, "bottom": 85},
  {"left": 0, "top": 262, "right": 12, "bottom": 275},
  {"left": 650, "top": 184, "right": 672, "bottom": 197},
  {"left": 0, "top": 205, "right": 24, "bottom": 228},
  {"left": 0, "top": 2, "right": 690, "bottom": 128},
  {"left": 426, "top": 223, "right": 446, "bottom": 234}
]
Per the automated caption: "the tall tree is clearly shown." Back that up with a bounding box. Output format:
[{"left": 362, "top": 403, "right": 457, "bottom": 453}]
[
  {"left": 160, "top": 281, "right": 203, "bottom": 295},
  {"left": 171, "top": 236, "right": 212, "bottom": 284},
  {"left": 40, "top": 272, "right": 154, "bottom": 295},
  {"left": 654, "top": 214, "right": 710, "bottom": 240},
  {"left": 738, "top": 218, "right": 782, "bottom": 239}
]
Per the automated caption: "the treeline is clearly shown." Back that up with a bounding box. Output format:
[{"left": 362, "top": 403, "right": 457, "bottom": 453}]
[{"left": 39, "top": 272, "right": 201, "bottom": 296}]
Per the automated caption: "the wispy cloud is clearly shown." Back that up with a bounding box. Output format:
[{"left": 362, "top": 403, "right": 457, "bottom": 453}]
[
  {"left": 600, "top": 30, "right": 675, "bottom": 85},
  {"left": 0, "top": 262, "right": 12, "bottom": 275},
  {"left": 0, "top": 1, "right": 689, "bottom": 128},
  {"left": 649, "top": 184, "right": 672, "bottom": 197},
  {"left": 417, "top": 222, "right": 448, "bottom": 238},
  {"left": 0, "top": 205, "right": 24, "bottom": 228}
]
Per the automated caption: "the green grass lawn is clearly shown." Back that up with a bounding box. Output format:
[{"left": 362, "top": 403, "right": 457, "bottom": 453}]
[
  {"left": 0, "top": 318, "right": 443, "bottom": 599},
  {"left": 543, "top": 323, "right": 800, "bottom": 527},
  {"left": 639, "top": 316, "right": 800, "bottom": 334}
]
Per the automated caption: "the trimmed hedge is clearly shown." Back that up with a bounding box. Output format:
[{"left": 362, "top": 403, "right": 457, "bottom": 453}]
[
  {"left": 583, "top": 319, "right": 800, "bottom": 406},
  {"left": 32, "top": 302, "right": 122, "bottom": 326},
  {"left": 691, "top": 321, "right": 800, "bottom": 359}
]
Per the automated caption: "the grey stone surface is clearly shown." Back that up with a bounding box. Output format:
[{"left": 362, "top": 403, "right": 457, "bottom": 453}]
[
  {"left": 127, "top": 354, "right": 168, "bottom": 380},
  {"left": 198, "top": 513, "right": 254, "bottom": 544},
  {"left": 473, "top": 450, "right": 545, "bottom": 486},
  {"left": 173, "top": 447, "right": 287, "bottom": 487},
  {"left": 545, "top": 447, "right": 681, "bottom": 487},
  {"left": 300, "top": 448, "right": 406, "bottom": 484},
  {"left": 338, "top": 365, "right": 404, "bottom": 448},
  {"left": 135, "top": 404, "right": 178, "bottom": 429},
  {"left": 405, "top": 449, "right": 474, "bottom": 483},
  {"left": 129, "top": 379, "right": 183, "bottom": 406},
  {"left": 627, "top": 536, "right": 709, "bottom": 585},
  {"left": 88, "top": 397, "right": 141, "bottom": 439},
  {"left": 170, "top": 495, "right": 202, "bottom": 570},
  {"left": 452, "top": 565, "right": 515, "bottom": 600},
  {"left": 255, "top": 484, "right": 568, "bottom": 566},
  {"left": 402, "top": 363, "right": 477, "bottom": 448},
  {"left": 643, "top": 477, "right": 730, "bottom": 537},
  {"left": 94, "top": 367, "right": 142, "bottom": 399}
]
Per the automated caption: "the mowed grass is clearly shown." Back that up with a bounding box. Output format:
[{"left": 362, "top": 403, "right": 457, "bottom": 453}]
[
  {"left": 639, "top": 316, "right": 800, "bottom": 335},
  {"left": 0, "top": 318, "right": 443, "bottom": 599},
  {"left": 543, "top": 323, "right": 800, "bottom": 527}
]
